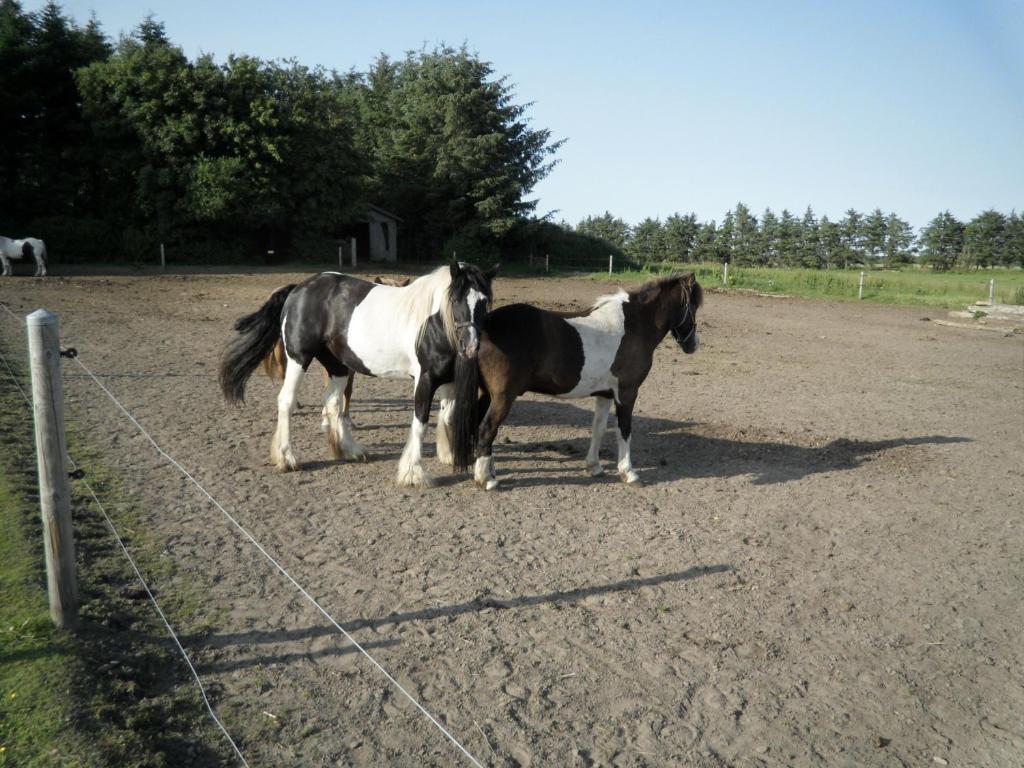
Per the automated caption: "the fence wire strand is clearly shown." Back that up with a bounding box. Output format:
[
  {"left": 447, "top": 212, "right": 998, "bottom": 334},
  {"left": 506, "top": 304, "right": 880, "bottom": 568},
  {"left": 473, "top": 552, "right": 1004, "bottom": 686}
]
[
  {"left": 0, "top": 301, "right": 485, "bottom": 768},
  {"left": 0, "top": 306, "right": 250, "bottom": 766}
]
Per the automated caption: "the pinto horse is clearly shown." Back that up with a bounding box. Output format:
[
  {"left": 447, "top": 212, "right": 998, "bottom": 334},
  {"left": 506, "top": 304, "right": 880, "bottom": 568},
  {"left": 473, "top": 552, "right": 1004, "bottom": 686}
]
[
  {"left": 0, "top": 236, "right": 48, "bottom": 276},
  {"left": 220, "top": 262, "right": 496, "bottom": 487},
  {"left": 257, "top": 275, "right": 413, "bottom": 426},
  {"left": 472, "top": 273, "right": 702, "bottom": 490}
]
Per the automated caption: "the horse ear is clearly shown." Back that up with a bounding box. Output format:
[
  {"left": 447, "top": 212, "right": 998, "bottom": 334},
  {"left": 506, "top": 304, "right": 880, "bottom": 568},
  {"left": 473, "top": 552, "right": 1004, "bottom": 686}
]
[
  {"left": 449, "top": 258, "right": 460, "bottom": 280},
  {"left": 638, "top": 287, "right": 658, "bottom": 304},
  {"left": 485, "top": 263, "right": 500, "bottom": 280}
]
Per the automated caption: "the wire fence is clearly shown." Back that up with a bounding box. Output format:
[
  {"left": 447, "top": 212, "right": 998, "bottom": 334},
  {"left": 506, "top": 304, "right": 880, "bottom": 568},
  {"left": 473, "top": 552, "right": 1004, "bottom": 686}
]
[
  {"left": 519, "top": 255, "right": 1022, "bottom": 307},
  {"left": 0, "top": 302, "right": 486, "bottom": 768}
]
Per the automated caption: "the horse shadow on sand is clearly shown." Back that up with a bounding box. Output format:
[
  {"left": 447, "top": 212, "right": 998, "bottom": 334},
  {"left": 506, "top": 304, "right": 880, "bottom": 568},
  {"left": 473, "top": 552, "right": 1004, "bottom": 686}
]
[
  {"left": 480, "top": 399, "right": 970, "bottom": 488},
  {"left": 183, "top": 564, "right": 730, "bottom": 673}
]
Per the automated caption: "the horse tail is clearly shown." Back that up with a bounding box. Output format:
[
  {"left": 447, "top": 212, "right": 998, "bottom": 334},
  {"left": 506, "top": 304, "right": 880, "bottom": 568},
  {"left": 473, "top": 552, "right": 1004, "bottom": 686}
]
[
  {"left": 220, "top": 284, "right": 296, "bottom": 403},
  {"left": 450, "top": 354, "right": 479, "bottom": 473}
]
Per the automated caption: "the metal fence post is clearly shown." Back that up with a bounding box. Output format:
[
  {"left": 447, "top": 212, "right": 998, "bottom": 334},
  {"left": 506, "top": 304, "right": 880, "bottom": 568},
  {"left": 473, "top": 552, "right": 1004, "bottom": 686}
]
[
  {"left": 351, "top": 237, "right": 357, "bottom": 268},
  {"left": 609, "top": 254, "right": 613, "bottom": 275},
  {"left": 160, "top": 243, "right": 165, "bottom": 272},
  {"left": 26, "top": 309, "right": 78, "bottom": 630},
  {"left": 545, "top": 254, "right": 549, "bottom": 273}
]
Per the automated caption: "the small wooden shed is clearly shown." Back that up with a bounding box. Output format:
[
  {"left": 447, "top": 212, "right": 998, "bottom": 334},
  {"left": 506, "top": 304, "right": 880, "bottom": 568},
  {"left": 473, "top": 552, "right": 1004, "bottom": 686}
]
[{"left": 340, "top": 205, "right": 402, "bottom": 263}]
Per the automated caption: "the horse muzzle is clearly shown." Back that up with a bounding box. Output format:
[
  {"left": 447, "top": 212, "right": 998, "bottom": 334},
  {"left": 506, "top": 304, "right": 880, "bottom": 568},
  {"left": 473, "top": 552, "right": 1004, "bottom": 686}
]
[{"left": 456, "top": 324, "right": 480, "bottom": 359}]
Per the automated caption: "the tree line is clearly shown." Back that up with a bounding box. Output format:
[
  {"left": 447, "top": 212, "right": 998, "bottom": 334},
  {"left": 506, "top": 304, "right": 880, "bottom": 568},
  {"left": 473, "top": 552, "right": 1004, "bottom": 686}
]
[
  {"left": 575, "top": 205, "right": 1023, "bottom": 271},
  {"left": 2, "top": 2, "right": 1018, "bottom": 270},
  {"left": 0, "top": 1, "right": 560, "bottom": 261}
]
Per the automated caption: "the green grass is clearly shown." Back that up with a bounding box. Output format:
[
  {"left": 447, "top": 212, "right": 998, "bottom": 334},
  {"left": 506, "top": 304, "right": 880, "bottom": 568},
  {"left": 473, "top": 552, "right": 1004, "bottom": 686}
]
[
  {"left": 0, "top": 462, "right": 83, "bottom": 767},
  {"left": 0, "top": 339, "right": 230, "bottom": 767},
  {"left": 557, "top": 263, "right": 1024, "bottom": 309}
]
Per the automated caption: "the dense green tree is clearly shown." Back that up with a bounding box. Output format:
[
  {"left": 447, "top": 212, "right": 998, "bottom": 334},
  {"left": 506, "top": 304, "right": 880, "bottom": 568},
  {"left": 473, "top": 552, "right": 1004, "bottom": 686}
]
[
  {"left": 840, "top": 208, "right": 864, "bottom": 267},
  {"left": 963, "top": 210, "right": 1007, "bottom": 269},
  {"left": 862, "top": 208, "right": 887, "bottom": 261},
  {"left": 691, "top": 221, "right": 718, "bottom": 263},
  {"left": 0, "top": 1, "right": 110, "bottom": 235},
  {"left": 663, "top": 213, "right": 699, "bottom": 262},
  {"left": 1005, "top": 212, "right": 1024, "bottom": 267},
  {"left": 919, "top": 211, "right": 965, "bottom": 270},
  {"left": 356, "top": 45, "right": 562, "bottom": 258},
  {"left": 718, "top": 210, "right": 735, "bottom": 263},
  {"left": 797, "top": 206, "right": 822, "bottom": 268},
  {"left": 629, "top": 217, "right": 667, "bottom": 262},
  {"left": 777, "top": 209, "right": 800, "bottom": 266},
  {"left": 576, "top": 212, "right": 630, "bottom": 250},
  {"left": 731, "top": 202, "right": 759, "bottom": 265},
  {"left": 883, "top": 213, "right": 916, "bottom": 266},
  {"left": 759, "top": 208, "right": 779, "bottom": 265},
  {"left": 819, "top": 215, "right": 843, "bottom": 268}
]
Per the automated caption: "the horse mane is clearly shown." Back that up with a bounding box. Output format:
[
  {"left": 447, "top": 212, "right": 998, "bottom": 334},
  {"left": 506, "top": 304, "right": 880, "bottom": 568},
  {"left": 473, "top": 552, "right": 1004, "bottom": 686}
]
[
  {"left": 631, "top": 273, "right": 702, "bottom": 308},
  {"left": 398, "top": 266, "right": 458, "bottom": 349}
]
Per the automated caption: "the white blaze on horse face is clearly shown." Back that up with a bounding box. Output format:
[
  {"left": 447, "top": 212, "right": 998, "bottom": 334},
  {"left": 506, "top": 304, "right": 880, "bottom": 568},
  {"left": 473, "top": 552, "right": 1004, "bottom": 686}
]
[
  {"left": 347, "top": 286, "right": 422, "bottom": 379},
  {"left": 559, "top": 291, "right": 628, "bottom": 399}
]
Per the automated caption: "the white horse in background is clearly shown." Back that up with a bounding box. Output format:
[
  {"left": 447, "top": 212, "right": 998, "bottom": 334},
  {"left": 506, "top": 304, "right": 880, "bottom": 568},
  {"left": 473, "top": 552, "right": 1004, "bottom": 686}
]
[{"left": 0, "top": 236, "right": 48, "bottom": 276}]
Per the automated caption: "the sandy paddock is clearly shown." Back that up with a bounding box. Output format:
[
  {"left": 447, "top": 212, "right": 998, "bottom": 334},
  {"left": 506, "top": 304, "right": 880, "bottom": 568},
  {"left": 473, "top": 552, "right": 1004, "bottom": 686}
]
[{"left": 0, "top": 269, "right": 1020, "bottom": 767}]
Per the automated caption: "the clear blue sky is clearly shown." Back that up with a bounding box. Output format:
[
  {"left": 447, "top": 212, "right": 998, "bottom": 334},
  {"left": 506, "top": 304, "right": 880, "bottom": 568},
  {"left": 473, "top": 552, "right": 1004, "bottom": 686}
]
[{"left": 31, "top": 0, "right": 1024, "bottom": 231}]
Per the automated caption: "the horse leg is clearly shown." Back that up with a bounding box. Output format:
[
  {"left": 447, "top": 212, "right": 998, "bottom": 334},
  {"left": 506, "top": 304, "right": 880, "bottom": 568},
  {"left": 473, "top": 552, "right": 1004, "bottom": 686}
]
[
  {"left": 434, "top": 382, "right": 455, "bottom": 466},
  {"left": 29, "top": 244, "right": 44, "bottom": 277},
  {"left": 475, "top": 391, "right": 513, "bottom": 491},
  {"left": 586, "top": 396, "right": 613, "bottom": 476},
  {"left": 614, "top": 389, "right": 640, "bottom": 484},
  {"left": 319, "top": 367, "right": 332, "bottom": 431},
  {"left": 271, "top": 357, "right": 305, "bottom": 471},
  {"left": 325, "top": 372, "right": 366, "bottom": 461},
  {"left": 0, "top": 253, "right": 10, "bottom": 277},
  {"left": 396, "top": 373, "right": 436, "bottom": 488}
]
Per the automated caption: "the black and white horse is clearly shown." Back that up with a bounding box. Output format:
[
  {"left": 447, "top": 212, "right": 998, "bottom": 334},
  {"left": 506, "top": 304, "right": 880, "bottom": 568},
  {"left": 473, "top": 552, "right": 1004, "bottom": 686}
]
[
  {"left": 0, "top": 236, "right": 48, "bottom": 276},
  {"left": 220, "top": 261, "right": 496, "bottom": 487},
  {"left": 473, "top": 273, "right": 702, "bottom": 490}
]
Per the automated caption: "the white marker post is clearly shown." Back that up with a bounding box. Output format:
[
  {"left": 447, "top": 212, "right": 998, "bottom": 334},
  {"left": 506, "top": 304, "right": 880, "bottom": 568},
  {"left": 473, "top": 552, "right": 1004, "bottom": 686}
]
[
  {"left": 545, "top": 254, "right": 550, "bottom": 273},
  {"left": 859, "top": 271, "right": 865, "bottom": 300},
  {"left": 160, "top": 243, "right": 165, "bottom": 272},
  {"left": 723, "top": 262, "right": 729, "bottom": 285},
  {"left": 989, "top": 279, "right": 995, "bottom": 305},
  {"left": 339, "top": 245, "right": 343, "bottom": 268},
  {"left": 608, "top": 254, "right": 613, "bottom": 275},
  {"left": 26, "top": 310, "right": 78, "bottom": 630}
]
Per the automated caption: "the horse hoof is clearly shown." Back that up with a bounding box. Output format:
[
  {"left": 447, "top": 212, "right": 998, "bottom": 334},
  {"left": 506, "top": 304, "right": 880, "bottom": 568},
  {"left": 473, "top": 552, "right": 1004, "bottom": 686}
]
[
  {"left": 396, "top": 467, "right": 434, "bottom": 488},
  {"left": 485, "top": 478, "right": 500, "bottom": 491},
  {"left": 586, "top": 462, "right": 604, "bottom": 477},
  {"left": 620, "top": 470, "right": 640, "bottom": 485},
  {"left": 343, "top": 446, "right": 368, "bottom": 462},
  {"left": 275, "top": 456, "right": 299, "bottom": 472}
]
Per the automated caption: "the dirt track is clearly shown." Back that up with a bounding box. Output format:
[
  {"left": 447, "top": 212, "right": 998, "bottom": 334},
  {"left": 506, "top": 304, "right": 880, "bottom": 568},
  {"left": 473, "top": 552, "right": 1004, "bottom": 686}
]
[{"left": 1, "top": 268, "right": 1021, "bottom": 767}]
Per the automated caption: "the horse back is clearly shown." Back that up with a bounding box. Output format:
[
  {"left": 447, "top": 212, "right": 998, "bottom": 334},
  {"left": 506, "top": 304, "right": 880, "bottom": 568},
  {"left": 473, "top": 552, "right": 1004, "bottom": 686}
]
[
  {"left": 281, "top": 273, "right": 377, "bottom": 371},
  {"left": 480, "top": 303, "right": 585, "bottom": 396}
]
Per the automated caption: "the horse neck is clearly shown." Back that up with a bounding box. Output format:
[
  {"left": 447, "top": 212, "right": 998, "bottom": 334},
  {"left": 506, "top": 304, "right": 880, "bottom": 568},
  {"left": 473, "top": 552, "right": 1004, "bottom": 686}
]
[
  {"left": 628, "top": 287, "right": 681, "bottom": 348},
  {"left": 405, "top": 267, "right": 458, "bottom": 349}
]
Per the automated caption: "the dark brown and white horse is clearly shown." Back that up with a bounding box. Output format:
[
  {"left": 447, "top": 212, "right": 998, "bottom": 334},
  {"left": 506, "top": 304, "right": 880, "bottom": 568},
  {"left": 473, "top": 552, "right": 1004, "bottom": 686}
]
[
  {"left": 473, "top": 273, "right": 702, "bottom": 490},
  {"left": 220, "top": 261, "right": 496, "bottom": 487}
]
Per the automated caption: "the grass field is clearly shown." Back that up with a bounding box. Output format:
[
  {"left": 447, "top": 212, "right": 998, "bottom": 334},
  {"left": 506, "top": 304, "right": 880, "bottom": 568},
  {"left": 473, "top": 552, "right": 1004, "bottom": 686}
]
[{"left": 542, "top": 262, "right": 1024, "bottom": 309}]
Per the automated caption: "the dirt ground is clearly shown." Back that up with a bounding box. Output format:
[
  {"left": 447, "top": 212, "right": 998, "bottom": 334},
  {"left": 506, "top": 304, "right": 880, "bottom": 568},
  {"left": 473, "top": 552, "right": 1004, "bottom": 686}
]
[{"left": 1, "top": 268, "right": 1021, "bottom": 767}]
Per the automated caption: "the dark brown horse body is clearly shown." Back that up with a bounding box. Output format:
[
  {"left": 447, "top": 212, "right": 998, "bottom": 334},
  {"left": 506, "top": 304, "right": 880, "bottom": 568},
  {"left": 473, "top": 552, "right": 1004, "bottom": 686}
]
[{"left": 473, "top": 274, "right": 702, "bottom": 490}]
